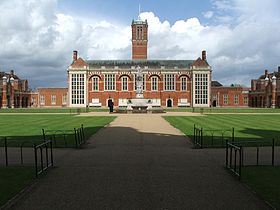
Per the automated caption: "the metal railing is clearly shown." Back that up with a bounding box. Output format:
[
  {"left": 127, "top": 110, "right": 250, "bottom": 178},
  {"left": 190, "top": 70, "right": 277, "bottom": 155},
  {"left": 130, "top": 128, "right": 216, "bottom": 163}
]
[
  {"left": 193, "top": 124, "right": 234, "bottom": 148},
  {"left": 226, "top": 142, "right": 242, "bottom": 179},
  {"left": 34, "top": 140, "right": 53, "bottom": 177},
  {"left": 42, "top": 124, "right": 85, "bottom": 148},
  {"left": 0, "top": 138, "right": 54, "bottom": 178},
  {"left": 226, "top": 139, "right": 275, "bottom": 179}
]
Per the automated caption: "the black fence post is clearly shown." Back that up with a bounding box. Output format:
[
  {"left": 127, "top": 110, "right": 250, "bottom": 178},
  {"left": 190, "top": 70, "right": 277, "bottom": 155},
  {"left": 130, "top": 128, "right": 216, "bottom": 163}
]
[
  {"left": 200, "top": 127, "right": 203, "bottom": 149},
  {"left": 42, "top": 129, "right": 46, "bottom": 141},
  {"left": 239, "top": 146, "right": 242, "bottom": 180},
  {"left": 193, "top": 124, "right": 195, "bottom": 142},
  {"left": 40, "top": 147, "right": 43, "bottom": 172},
  {"left": 256, "top": 146, "right": 259, "bottom": 166},
  {"left": 50, "top": 141, "right": 54, "bottom": 166},
  {"left": 34, "top": 144, "right": 38, "bottom": 178},
  {"left": 74, "top": 128, "right": 78, "bottom": 148},
  {"left": 232, "top": 128, "right": 235, "bottom": 142},
  {"left": 226, "top": 141, "right": 228, "bottom": 167},
  {"left": 81, "top": 124, "right": 85, "bottom": 142},
  {"left": 45, "top": 144, "right": 49, "bottom": 168},
  {"left": 272, "top": 138, "right": 275, "bottom": 166},
  {"left": 20, "top": 143, "right": 24, "bottom": 165},
  {"left": 4, "top": 137, "right": 8, "bottom": 166}
]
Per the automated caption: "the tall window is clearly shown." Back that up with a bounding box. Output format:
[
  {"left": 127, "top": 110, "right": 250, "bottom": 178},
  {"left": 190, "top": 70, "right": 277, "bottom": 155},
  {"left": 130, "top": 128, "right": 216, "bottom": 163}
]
[
  {"left": 151, "top": 76, "right": 158, "bottom": 91},
  {"left": 71, "top": 74, "right": 85, "bottom": 105},
  {"left": 104, "top": 74, "right": 115, "bottom": 91},
  {"left": 194, "top": 74, "right": 208, "bottom": 105},
  {"left": 40, "top": 95, "right": 45, "bottom": 105},
  {"left": 122, "top": 77, "right": 128, "bottom": 91},
  {"left": 243, "top": 96, "right": 248, "bottom": 105},
  {"left": 134, "top": 75, "right": 145, "bottom": 91},
  {"left": 223, "top": 94, "right": 228, "bottom": 105},
  {"left": 51, "top": 95, "right": 56, "bottom": 105},
  {"left": 234, "top": 95, "right": 239, "bottom": 105},
  {"left": 92, "top": 77, "right": 99, "bottom": 91},
  {"left": 62, "top": 95, "right": 67, "bottom": 105},
  {"left": 181, "top": 77, "right": 187, "bottom": 91},
  {"left": 136, "top": 26, "right": 143, "bottom": 40},
  {"left": 164, "top": 74, "right": 175, "bottom": 91},
  {"left": 31, "top": 96, "right": 36, "bottom": 105}
]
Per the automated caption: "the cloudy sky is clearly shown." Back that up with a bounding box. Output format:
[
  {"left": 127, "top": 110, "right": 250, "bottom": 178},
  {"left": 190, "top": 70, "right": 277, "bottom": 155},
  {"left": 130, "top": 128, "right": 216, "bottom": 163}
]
[{"left": 0, "top": 0, "right": 280, "bottom": 88}]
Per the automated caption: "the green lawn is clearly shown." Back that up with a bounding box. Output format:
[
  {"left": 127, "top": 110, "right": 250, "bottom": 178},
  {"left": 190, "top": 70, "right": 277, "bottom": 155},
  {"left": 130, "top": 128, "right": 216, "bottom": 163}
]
[
  {"left": 0, "top": 166, "right": 34, "bottom": 207},
  {"left": 192, "top": 107, "right": 280, "bottom": 113},
  {"left": 164, "top": 115, "right": 280, "bottom": 147},
  {"left": 242, "top": 166, "right": 280, "bottom": 209},
  {"left": 0, "top": 107, "right": 108, "bottom": 113},
  {"left": 0, "top": 115, "right": 115, "bottom": 147}
]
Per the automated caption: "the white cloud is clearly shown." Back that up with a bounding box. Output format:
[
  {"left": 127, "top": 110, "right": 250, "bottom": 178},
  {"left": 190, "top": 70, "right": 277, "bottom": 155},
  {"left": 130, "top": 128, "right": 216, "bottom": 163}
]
[
  {"left": 203, "top": 11, "right": 214, "bottom": 19},
  {"left": 0, "top": 0, "right": 280, "bottom": 88}
]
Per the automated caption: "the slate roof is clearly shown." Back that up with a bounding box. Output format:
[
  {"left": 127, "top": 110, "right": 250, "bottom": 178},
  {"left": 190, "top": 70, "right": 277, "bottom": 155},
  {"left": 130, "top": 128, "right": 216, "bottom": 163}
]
[
  {"left": 85, "top": 60, "right": 195, "bottom": 69},
  {"left": 211, "top": 81, "right": 223, "bottom": 87}
]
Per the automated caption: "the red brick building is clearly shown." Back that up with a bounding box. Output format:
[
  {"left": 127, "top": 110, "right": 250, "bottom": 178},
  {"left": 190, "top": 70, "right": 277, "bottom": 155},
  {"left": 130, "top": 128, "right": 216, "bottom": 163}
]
[
  {"left": 249, "top": 67, "right": 280, "bottom": 108},
  {"left": 67, "top": 19, "right": 212, "bottom": 108},
  {"left": 0, "top": 70, "right": 31, "bottom": 108},
  {"left": 211, "top": 81, "right": 249, "bottom": 107},
  {"left": 33, "top": 88, "right": 68, "bottom": 107}
]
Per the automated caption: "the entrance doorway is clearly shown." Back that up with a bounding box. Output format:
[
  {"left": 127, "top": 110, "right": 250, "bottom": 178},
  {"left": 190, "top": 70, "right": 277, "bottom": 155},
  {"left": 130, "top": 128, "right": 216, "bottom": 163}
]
[
  {"left": 167, "top": 99, "right": 172, "bottom": 107},
  {"left": 212, "top": 100, "right": 217, "bottom": 107}
]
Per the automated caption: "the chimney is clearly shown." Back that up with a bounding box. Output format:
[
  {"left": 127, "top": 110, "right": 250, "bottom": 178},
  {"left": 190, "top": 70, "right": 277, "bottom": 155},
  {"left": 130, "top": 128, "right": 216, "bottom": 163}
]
[
  {"left": 10, "top": 70, "right": 14, "bottom": 76},
  {"left": 202, "top": 50, "right": 206, "bottom": 60},
  {"left": 73, "top": 50, "right": 78, "bottom": 61},
  {"left": 265, "top": 69, "right": 268, "bottom": 77}
]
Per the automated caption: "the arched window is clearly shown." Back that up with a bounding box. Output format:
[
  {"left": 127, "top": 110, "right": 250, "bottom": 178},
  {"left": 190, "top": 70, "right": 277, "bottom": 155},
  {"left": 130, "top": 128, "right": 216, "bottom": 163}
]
[
  {"left": 92, "top": 76, "right": 99, "bottom": 92},
  {"left": 122, "top": 76, "right": 128, "bottom": 91},
  {"left": 151, "top": 76, "right": 158, "bottom": 91},
  {"left": 181, "top": 77, "right": 187, "bottom": 91}
]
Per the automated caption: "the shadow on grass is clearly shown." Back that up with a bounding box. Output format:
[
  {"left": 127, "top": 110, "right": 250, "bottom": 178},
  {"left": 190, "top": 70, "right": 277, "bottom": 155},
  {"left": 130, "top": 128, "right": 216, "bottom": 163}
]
[
  {"left": 0, "top": 126, "right": 104, "bottom": 148},
  {"left": 189, "top": 128, "right": 280, "bottom": 148}
]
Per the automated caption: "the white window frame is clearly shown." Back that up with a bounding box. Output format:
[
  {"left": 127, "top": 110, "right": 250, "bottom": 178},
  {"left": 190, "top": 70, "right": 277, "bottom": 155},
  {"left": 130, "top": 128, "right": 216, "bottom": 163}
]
[
  {"left": 223, "top": 94, "right": 229, "bottom": 105},
  {"left": 51, "top": 95, "right": 56, "bottom": 105},
  {"left": 243, "top": 96, "right": 248, "bottom": 105},
  {"left": 92, "top": 76, "right": 99, "bottom": 92},
  {"left": 62, "top": 94, "right": 67, "bottom": 105},
  {"left": 71, "top": 73, "right": 85, "bottom": 105},
  {"left": 164, "top": 74, "right": 175, "bottom": 91},
  {"left": 40, "top": 95, "right": 45, "bottom": 105},
  {"left": 122, "top": 76, "right": 128, "bottom": 91},
  {"left": 181, "top": 77, "right": 187, "bottom": 91},
  {"left": 151, "top": 76, "right": 158, "bottom": 91},
  {"left": 193, "top": 73, "right": 209, "bottom": 106},
  {"left": 234, "top": 95, "right": 239, "bottom": 105},
  {"left": 104, "top": 74, "right": 116, "bottom": 91}
]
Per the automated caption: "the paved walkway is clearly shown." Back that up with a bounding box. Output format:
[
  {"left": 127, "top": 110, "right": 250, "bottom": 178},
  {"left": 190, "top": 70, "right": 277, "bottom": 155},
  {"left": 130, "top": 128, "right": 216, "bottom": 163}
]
[{"left": 12, "top": 115, "right": 270, "bottom": 210}]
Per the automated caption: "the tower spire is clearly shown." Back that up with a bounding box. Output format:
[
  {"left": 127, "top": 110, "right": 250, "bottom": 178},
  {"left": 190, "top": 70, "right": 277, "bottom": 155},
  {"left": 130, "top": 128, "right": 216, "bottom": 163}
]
[{"left": 138, "top": 4, "right": 141, "bottom": 20}]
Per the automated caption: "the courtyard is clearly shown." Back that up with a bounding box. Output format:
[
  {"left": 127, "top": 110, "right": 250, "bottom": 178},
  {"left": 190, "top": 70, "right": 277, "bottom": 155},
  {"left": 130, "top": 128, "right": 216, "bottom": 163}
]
[{"left": 0, "top": 109, "right": 279, "bottom": 209}]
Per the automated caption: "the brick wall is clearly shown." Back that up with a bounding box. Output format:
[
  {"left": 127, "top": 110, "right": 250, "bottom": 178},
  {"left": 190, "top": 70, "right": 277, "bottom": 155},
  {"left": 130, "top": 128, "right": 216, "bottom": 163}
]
[{"left": 37, "top": 88, "right": 68, "bottom": 107}]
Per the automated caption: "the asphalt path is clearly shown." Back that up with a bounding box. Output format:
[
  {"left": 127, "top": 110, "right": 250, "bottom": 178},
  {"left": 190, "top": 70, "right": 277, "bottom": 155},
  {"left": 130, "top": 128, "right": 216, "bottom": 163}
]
[{"left": 11, "top": 114, "right": 271, "bottom": 210}]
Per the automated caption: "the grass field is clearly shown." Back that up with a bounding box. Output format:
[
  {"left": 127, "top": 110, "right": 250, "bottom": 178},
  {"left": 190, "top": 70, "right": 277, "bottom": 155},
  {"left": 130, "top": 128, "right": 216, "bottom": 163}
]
[
  {"left": 0, "top": 115, "right": 115, "bottom": 147},
  {"left": 242, "top": 166, "right": 280, "bottom": 209},
  {"left": 164, "top": 115, "right": 280, "bottom": 147},
  {"left": 164, "top": 107, "right": 280, "bottom": 113},
  {"left": 0, "top": 166, "right": 34, "bottom": 207}
]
